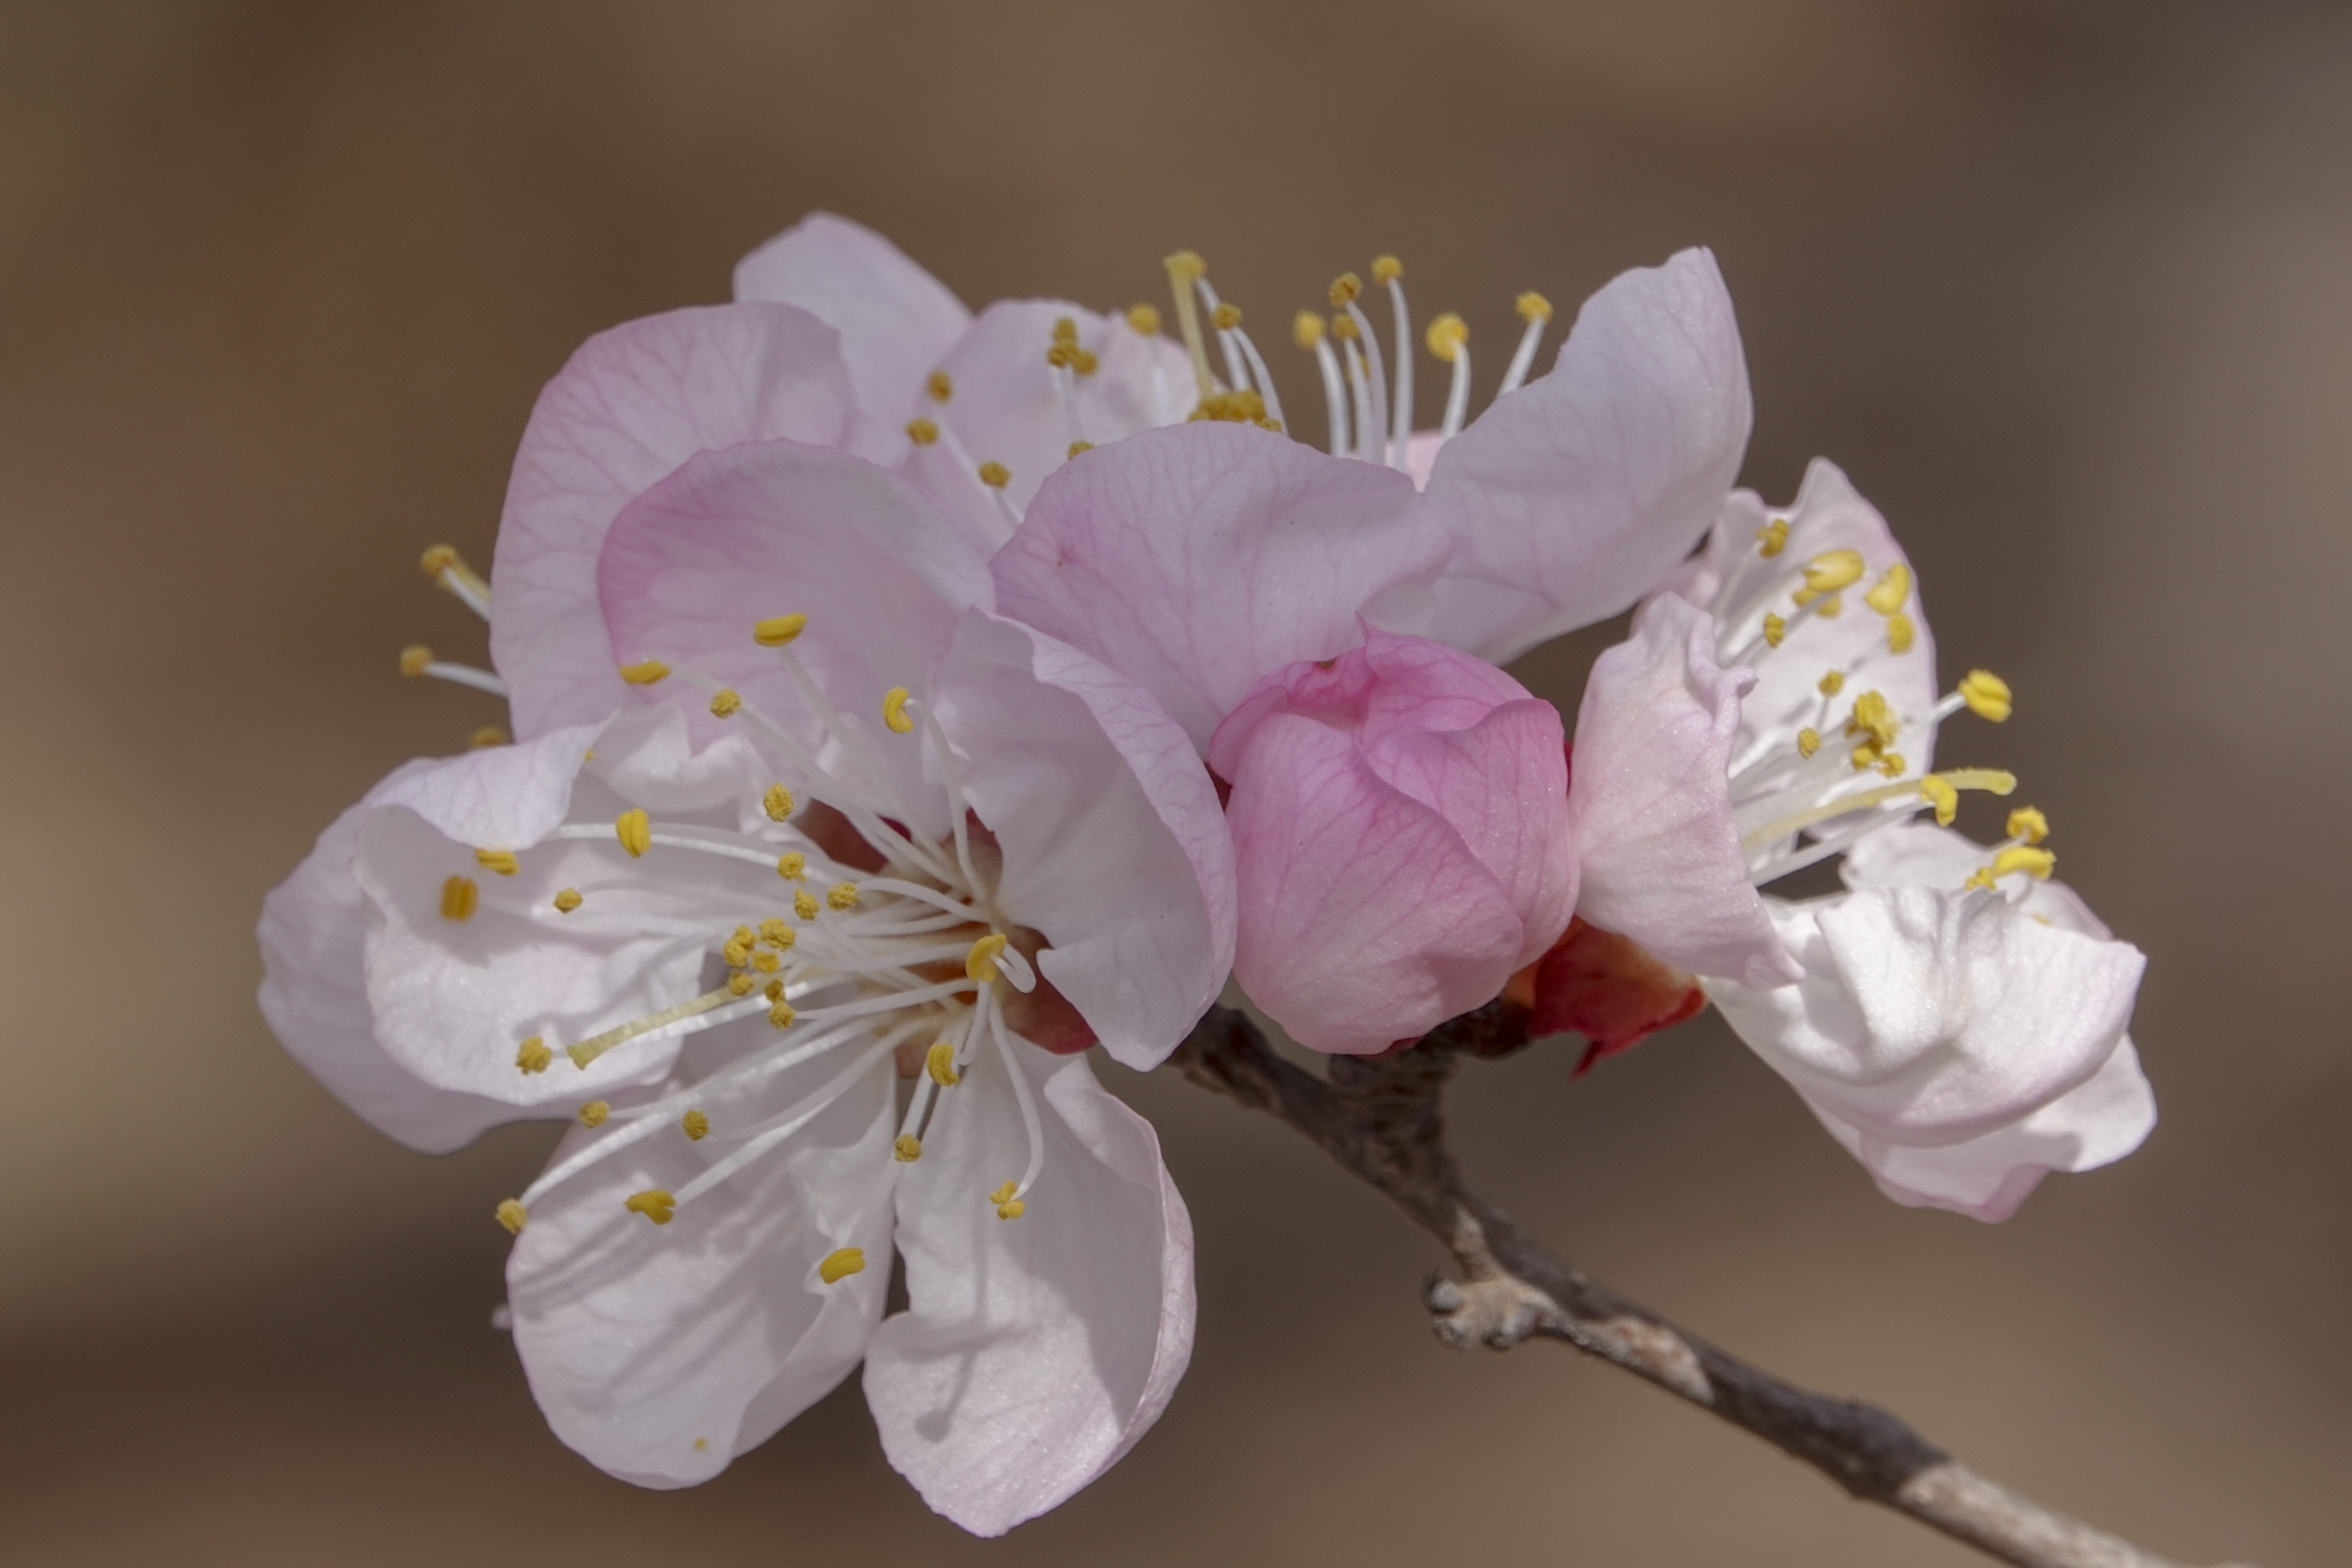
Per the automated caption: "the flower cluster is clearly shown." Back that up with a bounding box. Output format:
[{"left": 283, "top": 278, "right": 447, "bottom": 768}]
[{"left": 260, "top": 213, "right": 2152, "bottom": 1533}]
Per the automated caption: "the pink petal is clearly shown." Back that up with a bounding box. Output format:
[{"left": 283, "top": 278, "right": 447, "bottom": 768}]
[
  {"left": 934, "top": 612, "right": 1235, "bottom": 1071},
  {"left": 490, "top": 304, "right": 862, "bottom": 738},
  {"left": 509, "top": 1054, "right": 895, "bottom": 1485},
  {"left": 1424, "top": 248, "right": 1751, "bottom": 664},
  {"left": 1568, "top": 593, "right": 1800, "bottom": 987},
  {"left": 1221, "top": 706, "right": 1525, "bottom": 1055},
  {"left": 732, "top": 211, "right": 971, "bottom": 426},
  {"left": 902, "top": 300, "right": 1191, "bottom": 544},
  {"left": 867, "top": 1044, "right": 1193, "bottom": 1537},
  {"left": 597, "top": 440, "right": 995, "bottom": 839},
  {"left": 257, "top": 776, "right": 520, "bottom": 1154},
  {"left": 993, "top": 423, "right": 1446, "bottom": 750}
]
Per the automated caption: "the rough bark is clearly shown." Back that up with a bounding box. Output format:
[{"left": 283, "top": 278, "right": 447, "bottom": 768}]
[{"left": 1170, "top": 1002, "right": 2229, "bottom": 1568}]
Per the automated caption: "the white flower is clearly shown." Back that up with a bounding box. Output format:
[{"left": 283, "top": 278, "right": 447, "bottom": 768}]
[
  {"left": 260, "top": 442, "right": 1234, "bottom": 1534},
  {"left": 1563, "top": 458, "right": 2154, "bottom": 1216}
]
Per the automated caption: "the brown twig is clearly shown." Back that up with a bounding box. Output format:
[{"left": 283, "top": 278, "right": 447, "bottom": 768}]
[{"left": 1171, "top": 1003, "right": 2227, "bottom": 1568}]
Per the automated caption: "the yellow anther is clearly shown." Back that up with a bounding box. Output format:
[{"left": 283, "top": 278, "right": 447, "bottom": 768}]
[
  {"left": 475, "top": 848, "right": 519, "bottom": 876},
  {"left": 1293, "top": 309, "right": 1326, "bottom": 349},
  {"left": 1964, "top": 867, "right": 1998, "bottom": 892},
  {"left": 400, "top": 644, "right": 434, "bottom": 677},
  {"left": 1992, "top": 845, "right": 2056, "bottom": 880},
  {"left": 1516, "top": 290, "right": 1554, "bottom": 323},
  {"left": 1371, "top": 254, "right": 1403, "bottom": 284},
  {"left": 826, "top": 881, "right": 860, "bottom": 910},
  {"left": 440, "top": 875, "right": 479, "bottom": 922},
  {"left": 1797, "top": 727, "right": 1822, "bottom": 758},
  {"left": 1046, "top": 341, "right": 1076, "bottom": 369},
  {"left": 1762, "top": 612, "right": 1787, "bottom": 648},
  {"left": 818, "top": 1247, "right": 867, "bottom": 1284},
  {"left": 419, "top": 546, "right": 491, "bottom": 603},
  {"left": 753, "top": 613, "right": 808, "bottom": 647},
  {"left": 1852, "top": 744, "right": 1881, "bottom": 772},
  {"left": 1051, "top": 315, "right": 1080, "bottom": 345},
  {"left": 1329, "top": 311, "right": 1359, "bottom": 341},
  {"left": 882, "top": 686, "right": 915, "bottom": 733},
  {"left": 1164, "top": 249, "right": 1206, "bottom": 283},
  {"left": 764, "top": 979, "right": 785, "bottom": 1003},
  {"left": 726, "top": 971, "right": 756, "bottom": 997},
  {"left": 893, "top": 1135, "right": 922, "bottom": 1163},
  {"left": 1068, "top": 440, "right": 1094, "bottom": 458},
  {"left": 420, "top": 544, "right": 459, "bottom": 576},
  {"left": 515, "top": 1036, "right": 553, "bottom": 1074},
  {"left": 977, "top": 460, "right": 1011, "bottom": 489},
  {"left": 1818, "top": 670, "right": 1846, "bottom": 697},
  {"left": 763, "top": 784, "right": 793, "bottom": 822},
  {"left": 615, "top": 808, "right": 652, "bottom": 858},
  {"left": 927, "top": 370, "right": 952, "bottom": 403},
  {"left": 965, "top": 932, "right": 1008, "bottom": 983},
  {"left": 794, "top": 889, "right": 820, "bottom": 920},
  {"left": 905, "top": 417, "right": 940, "bottom": 445},
  {"left": 1865, "top": 563, "right": 1914, "bottom": 616},
  {"left": 618, "top": 658, "right": 671, "bottom": 686},
  {"left": 776, "top": 851, "right": 806, "bottom": 881},
  {"left": 579, "top": 1099, "right": 609, "bottom": 1128},
  {"left": 1071, "top": 348, "right": 1098, "bottom": 376},
  {"left": 552, "top": 887, "right": 582, "bottom": 914},
  {"left": 751, "top": 949, "right": 781, "bottom": 973},
  {"left": 1887, "top": 612, "right": 1917, "bottom": 655},
  {"left": 1127, "top": 303, "right": 1161, "bottom": 334},
  {"left": 729, "top": 922, "right": 755, "bottom": 952},
  {"left": 694, "top": 1437, "right": 708, "bottom": 1452},
  {"left": 1424, "top": 311, "right": 1468, "bottom": 363},
  {"left": 926, "top": 1042, "right": 961, "bottom": 1086},
  {"left": 623, "top": 1189, "right": 677, "bottom": 1226},
  {"left": 1919, "top": 776, "right": 1960, "bottom": 826},
  {"left": 469, "top": 725, "right": 506, "bottom": 750},
  {"left": 1959, "top": 670, "right": 2013, "bottom": 722},
  {"left": 768, "top": 1000, "right": 796, "bottom": 1029},
  {"left": 1188, "top": 389, "right": 1277, "bottom": 428},
  {"left": 682, "top": 1109, "right": 709, "bottom": 1142},
  {"left": 1328, "top": 272, "right": 1363, "bottom": 307},
  {"left": 1802, "top": 549, "right": 1866, "bottom": 594},
  {"left": 495, "top": 1198, "right": 527, "bottom": 1234},
  {"left": 1755, "top": 518, "right": 1789, "bottom": 558},
  {"left": 1847, "top": 690, "right": 1898, "bottom": 747},
  {"left": 709, "top": 688, "right": 742, "bottom": 718},
  {"left": 1813, "top": 593, "right": 1845, "bottom": 619},
  {"left": 758, "top": 916, "right": 793, "bottom": 946},
  {"left": 1876, "top": 752, "right": 1907, "bottom": 778},
  {"left": 1210, "top": 302, "right": 1243, "bottom": 330},
  {"left": 989, "top": 1180, "right": 1025, "bottom": 1221},
  {"left": 2006, "top": 805, "right": 2050, "bottom": 844}
]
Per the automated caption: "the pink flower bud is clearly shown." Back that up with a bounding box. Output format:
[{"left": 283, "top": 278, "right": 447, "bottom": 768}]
[{"left": 1207, "top": 628, "right": 1576, "bottom": 1054}]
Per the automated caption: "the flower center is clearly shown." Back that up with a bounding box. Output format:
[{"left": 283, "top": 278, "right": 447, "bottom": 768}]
[{"left": 486, "top": 616, "right": 1061, "bottom": 1265}]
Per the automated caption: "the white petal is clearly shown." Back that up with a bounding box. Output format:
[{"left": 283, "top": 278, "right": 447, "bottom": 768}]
[
  {"left": 257, "top": 778, "right": 519, "bottom": 1153},
  {"left": 934, "top": 612, "right": 1235, "bottom": 1070},
  {"left": 866, "top": 1044, "right": 1193, "bottom": 1537},
  {"left": 509, "top": 1046, "right": 895, "bottom": 1485}
]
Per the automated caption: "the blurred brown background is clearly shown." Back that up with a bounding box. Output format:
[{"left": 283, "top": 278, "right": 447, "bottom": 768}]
[{"left": 2, "top": 1, "right": 2346, "bottom": 1563}]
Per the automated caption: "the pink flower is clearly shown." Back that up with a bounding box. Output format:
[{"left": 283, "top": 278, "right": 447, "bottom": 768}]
[
  {"left": 1206, "top": 628, "right": 1575, "bottom": 1055},
  {"left": 491, "top": 212, "right": 1190, "bottom": 739},
  {"left": 261, "top": 440, "right": 1234, "bottom": 1534}
]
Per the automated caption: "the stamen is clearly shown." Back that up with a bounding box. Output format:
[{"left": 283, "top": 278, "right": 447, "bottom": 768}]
[
  {"left": 1342, "top": 335, "right": 1375, "bottom": 466},
  {"left": 2006, "top": 805, "right": 2050, "bottom": 844},
  {"left": 1426, "top": 311, "right": 1472, "bottom": 440},
  {"left": 753, "top": 614, "right": 808, "bottom": 647},
  {"left": 1920, "top": 775, "right": 1960, "bottom": 826},
  {"left": 1375, "top": 255, "right": 1412, "bottom": 469},
  {"left": 927, "top": 1040, "right": 961, "bottom": 1086},
  {"left": 1331, "top": 273, "right": 1393, "bottom": 470},
  {"left": 681, "top": 1109, "right": 709, "bottom": 1141},
  {"left": 894, "top": 1135, "right": 922, "bottom": 1162},
  {"left": 990, "top": 1179, "right": 1026, "bottom": 1221},
  {"left": 623, "top": 1189, "right": 677, "bottom": 1225},
  {"left": 826, "top": 881, "right": 861, "bottom": 910},
  {"left": 794, "top": 889, "right": 820, "bottom": 919},
  {"left": 763, "top": 784, "right": 793, "bottom": 822},
  {"left": 616, "top": 809, "right": 652, "bottom": 858},
  {"left": 1297, "top": 310, "right": 1351, "bottom": 457},
  {"left": 516, "top": 1036, "right": 553, "bottom": 1074},
  {"left": 818, "top": 1247, "right": 867, "bottom": 1283},
  {"left": 1865, "top": 564, "right": 1913, "bottom": 616},
  {"left": 1798, "top": 550, "right": 1865, "bottom": 598},
  {"left": 475, "top": 848, "right": 518, "bottom": 876},
  {"left": 617, "top": 659, "right": 671, "bottom": 686},
  {"left": 579, "top": 1099, "right": 609, "bottom": 1128},
  {"left": 1163, "top": 251, "right": 1216, "bottom": 400},
  {"left": 420, "top": 545, "right": 493, "bottom": 619},
  {"left": 928, "top": 371, "right": 952, "bottom": 404},
  {"left": 1756, "top": 518, "right": 1790, "bottom": 558},
  {"left": 965, "top": 932, "right": 1008, "bottom": 983},
  {"left": 495, "top": 1198, "right": 527, "bottom": 1234},
  {"left": 906, "top": 417, "right": 939, "bottom": 445},
  {"left": 1498, "top": 291, "right": 1553, "bottom": 398},
  {"left": 881, "top": 687, "right": 914, "bottom": 734},
  {"left": 440, "top": 876, "right": 479, "bottom": 922},
  {"left": 1763, "top": 611, "right": 1787, "bottom": 647},
  {"left": 1887, "top": 613, "right": 1917, "bottom": 654},
  {"left": 989, "top": 1003, "right": 1048, "bottom": 1203},
  {"left": 1737, "top": 767, "right": 2018, "bottom": 850},
  {"left": 709, "top": 689, "right": 742, "bottom": 718},
  {"left": 776, "top": 851, "right": 806, "bottom": 880},
  {"left": 1958, "top": 670, "right": 2013, "bottom": 722},
  {"left": 398, "top": 645, "right": 508, "bottom": 697},
  {"left": 1195, "top": 282, "right": 1250, "bottom": 395},
  {"left": 1126, "top": 303, "right": 1161, "bottom": 334},
  {"left": 566, "top": 987, "right": 740, "bottom": 1069},
  {"left": 1797, "top": 727, "right": 1822, "bottom": 758},
  {"left": 468, "top": 726, "right": 505, "bottom": 750}
]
